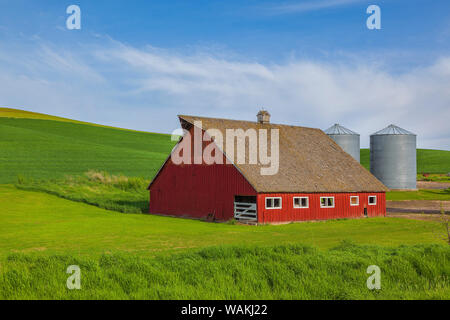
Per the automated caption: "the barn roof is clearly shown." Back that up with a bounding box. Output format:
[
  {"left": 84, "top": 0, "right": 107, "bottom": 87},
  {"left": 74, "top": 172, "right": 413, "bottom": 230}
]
[{"left": 175, "top": 115, "right": 388, "bottom": 193}]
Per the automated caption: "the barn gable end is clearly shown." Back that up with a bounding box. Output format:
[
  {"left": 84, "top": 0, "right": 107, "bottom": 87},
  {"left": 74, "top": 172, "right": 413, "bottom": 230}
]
[{"left": 149, "top": 124, "right": 257, "bottom": 221}]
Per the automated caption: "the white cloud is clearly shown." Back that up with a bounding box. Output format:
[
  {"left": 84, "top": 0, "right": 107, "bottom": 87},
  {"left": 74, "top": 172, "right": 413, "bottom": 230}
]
[
  {"left": 0, "top": 39, "right": 449, "bottom": 150},
  {"left": 264, "top": 0, "right": 365, "bottom": 15}
]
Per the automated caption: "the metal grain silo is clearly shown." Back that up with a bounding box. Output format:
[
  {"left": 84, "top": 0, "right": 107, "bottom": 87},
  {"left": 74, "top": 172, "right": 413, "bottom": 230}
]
[
  {"left": 324, "top": 124, "right": 360, "bottom": 162},
  {"left": 370, "top": 124, "right": 417, "bottom": 190}
]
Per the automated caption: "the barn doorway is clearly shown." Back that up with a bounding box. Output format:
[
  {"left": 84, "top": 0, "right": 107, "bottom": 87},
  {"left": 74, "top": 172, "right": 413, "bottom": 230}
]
[
  {"left": 364, "top": 208, "right": 368, "bottom": 217},
  {"left": 234, "top": 195, "right": 257, "bottom": 221}
]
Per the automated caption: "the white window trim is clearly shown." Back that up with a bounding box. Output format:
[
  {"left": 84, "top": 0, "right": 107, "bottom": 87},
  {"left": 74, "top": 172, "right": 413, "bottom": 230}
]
[
  {"left": 265, "top": 197, "right": 282, "bottom": 209},
  {"left": 350, "top": 196, "right": 359, "bottom": 206},
  {"left": 368, "top": 196, "right": 377, "bottom": 205},
  {"left": 320, "top": 197, "right": 335, "bottom": 208},
  {"left": 293, "top": 197, "right": 309, "bottom": 209}
]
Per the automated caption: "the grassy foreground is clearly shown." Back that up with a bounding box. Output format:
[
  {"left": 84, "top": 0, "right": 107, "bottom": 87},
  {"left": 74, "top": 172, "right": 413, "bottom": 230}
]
[
  {"left": 1, "top": 183, "right": 449, "bottom": 300},
  {"left": 0, "top": 185, "right": 446, "bottom": 258},
  {"left": 1, "top": 243, "right": 448, "bottom": 300}
]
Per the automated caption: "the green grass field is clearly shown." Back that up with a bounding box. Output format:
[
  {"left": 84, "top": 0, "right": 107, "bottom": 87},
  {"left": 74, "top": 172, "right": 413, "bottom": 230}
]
[
  {"left": 1, "top": 244, "right": 448, "bottom": 299},
  {"left": 0, "top": 108, "right": 449, "bottom": 185},
  {"left": 0, "top": 185, "right": 448, "bottom": 299},
  {"left": 417, "top": 173, "right": 450, "bottom": 182},
  {"left": 15, "top": 171, "right": 149, "bottom": 213},
  {"left": 1, "top": 108, "right": 449, "bottom": 299},
  {"left": 0, "top": 116, "right": 175, "bottom": 183},
  {"left": 387, "top": 189, "right": 450, "bottom": 201},
  {"left": 1, "top": 185, "right": 446, "bottom": 257}
]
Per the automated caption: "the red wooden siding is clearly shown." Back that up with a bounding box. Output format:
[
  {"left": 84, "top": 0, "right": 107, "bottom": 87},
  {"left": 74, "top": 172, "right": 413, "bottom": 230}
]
[
  {"left": 149, "top": 124, "right": 387, "bottom": 223},
  {"left": 257, "top": 192, "right": 386, "bottom": 224},
  {"left": 149, "top": 126, "right": 257, "bottom": 220}
]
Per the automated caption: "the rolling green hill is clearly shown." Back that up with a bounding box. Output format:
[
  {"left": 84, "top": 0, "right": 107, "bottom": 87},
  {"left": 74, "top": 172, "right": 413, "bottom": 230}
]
[
  {"left": 1, "top": 108, "right": 449, "bottom": 184},
  {"left": 361, "top": 149, "right": 450, "bottom": 174},
  {"left": 1, "top": 108, "right": 449, "bottom": 300},
  {"left": 0, "top": 109, "right": 175, "bottom": 183},
  {"left": 0, "top": 107, "right": 85, "bottom": 123},
  {"left": 0, "top": 107, "right": 149, "bottom": 132}
]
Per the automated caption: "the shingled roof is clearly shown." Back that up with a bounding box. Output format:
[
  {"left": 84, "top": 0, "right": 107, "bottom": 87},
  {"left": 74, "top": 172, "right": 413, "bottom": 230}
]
[{"left": 175, "top": 115, "right": 388, "bottom": 193}]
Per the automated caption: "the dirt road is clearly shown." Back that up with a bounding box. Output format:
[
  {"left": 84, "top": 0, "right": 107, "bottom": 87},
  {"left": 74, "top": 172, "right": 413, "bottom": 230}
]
[
  {"left": 387, "top": 200, "right": 450, "bottom": 214},
  {"left": 417, "top": 181, "right": 450, "bottom": 189},
  {"left": 387, "top": 212, "right": 446, "bottom": 222}
]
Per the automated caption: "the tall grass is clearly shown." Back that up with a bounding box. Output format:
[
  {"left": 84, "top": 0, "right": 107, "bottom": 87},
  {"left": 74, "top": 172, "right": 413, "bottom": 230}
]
[
  {"left": 16, "top": 171, "right": 149, "bottom": 213},
  {"left": 84, "top": 170, "right": 147, "bottom": 192},
  {"left": 0, "top": 243, "right": 448, "bottom": 300},
  {"left": 418, "top": 174, "right": 450, "bottom": 183}
]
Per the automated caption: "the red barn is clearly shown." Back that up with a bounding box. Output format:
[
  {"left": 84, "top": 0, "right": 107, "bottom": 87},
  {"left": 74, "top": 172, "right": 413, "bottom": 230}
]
[{"left": 148, "top": 112, "right": 388, "bottom": 224}]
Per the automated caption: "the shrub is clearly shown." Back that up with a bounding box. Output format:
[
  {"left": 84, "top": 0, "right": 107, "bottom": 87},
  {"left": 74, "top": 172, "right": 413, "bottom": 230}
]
[{"left": 15, "top": 171, "right": 149, "bottom": 214}]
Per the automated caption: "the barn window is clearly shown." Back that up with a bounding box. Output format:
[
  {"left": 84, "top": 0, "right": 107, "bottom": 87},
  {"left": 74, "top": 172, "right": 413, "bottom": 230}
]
[
  {"left": 320, "top": 197, "right": 335, "bottom": 208},
  {"left": 350, "top": 196, "right": 359, "bottom": 206},
  {"left": 293, "top": 197, "right": 309, "bottom": 208},
  {"left": 266, "top": 197, "right": 282, "bottom": 209},
  {"left": 368, "top": 196, "right": 377, "bottom": 205}
]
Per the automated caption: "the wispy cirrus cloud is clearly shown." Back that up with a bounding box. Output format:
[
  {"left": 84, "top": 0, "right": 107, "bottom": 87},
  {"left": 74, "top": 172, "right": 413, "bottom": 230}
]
[
  {"left": 265, "top": 0, "right": 365, "bottom": 15},
  {"left": 0, "top": 38, "right": 449, "bottom": 150}
]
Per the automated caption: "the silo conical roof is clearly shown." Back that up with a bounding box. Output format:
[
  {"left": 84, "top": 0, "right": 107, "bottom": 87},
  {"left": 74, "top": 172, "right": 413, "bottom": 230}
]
[
  {"left": 324, "top": 124, "right": 359, "bottom": 135},
  {"left": 371, "top": 124, "right": 416, "bottom": 136}
]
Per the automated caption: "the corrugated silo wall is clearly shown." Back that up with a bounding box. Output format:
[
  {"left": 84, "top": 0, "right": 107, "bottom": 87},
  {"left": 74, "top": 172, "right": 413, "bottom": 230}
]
[
  {"left": 370, "top": 135, "right": 417, "bottom": 190},
  {"left": 328, "top": 134, "right": 360, "bottom": 163}
]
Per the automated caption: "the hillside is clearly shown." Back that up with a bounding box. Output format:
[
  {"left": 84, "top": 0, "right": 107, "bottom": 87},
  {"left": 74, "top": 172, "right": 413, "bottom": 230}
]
[
  {"left": 0, "top": 107, "right": 148, "bottom": 132},
  {"left": 1, "top": 108, "right": 449, "bottom": 184},
  {"left": 0, "top": 107, "right": 83, "bottom": 123},
  {"left": 360, "top": 149, "right": 450, "bottom": 174},
  {"left": 0, "top": 109, "right": 176, "bottom": 183},
  {"left": 1, "top": 109, "right": 449, "bottom": 300}
]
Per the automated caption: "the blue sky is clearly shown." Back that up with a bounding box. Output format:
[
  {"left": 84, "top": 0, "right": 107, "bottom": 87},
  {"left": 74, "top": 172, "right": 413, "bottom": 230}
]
[{"left": 0, "top": 0, "right": 449, "bottom": 149}]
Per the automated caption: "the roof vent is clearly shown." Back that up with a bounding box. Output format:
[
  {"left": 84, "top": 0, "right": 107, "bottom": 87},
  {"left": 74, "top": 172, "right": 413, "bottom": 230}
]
[{"left": 257, "top": 109, "right": 270, "bottom": 124}]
